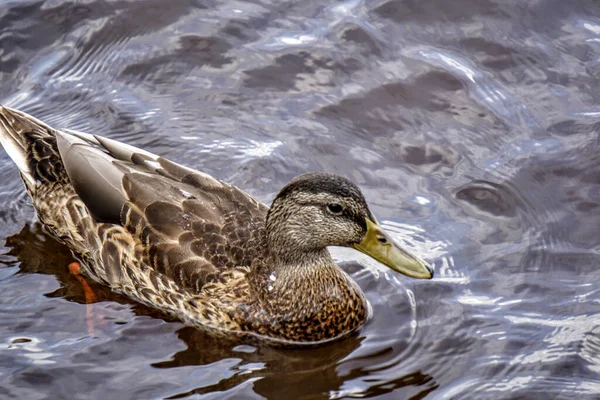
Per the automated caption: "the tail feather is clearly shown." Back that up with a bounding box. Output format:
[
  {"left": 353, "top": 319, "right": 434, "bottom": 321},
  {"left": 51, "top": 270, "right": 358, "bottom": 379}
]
[
  {"left": 0, "top": 106, "right": 35, "bottom": 187},
  {"left": 0, "top": 105, "right": 63, "bottom": 192}
]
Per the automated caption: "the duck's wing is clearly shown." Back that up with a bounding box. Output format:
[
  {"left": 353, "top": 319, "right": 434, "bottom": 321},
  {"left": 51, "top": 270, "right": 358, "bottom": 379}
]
[{"left": 0, "top": 106, "right": 268, "bottom": 293}]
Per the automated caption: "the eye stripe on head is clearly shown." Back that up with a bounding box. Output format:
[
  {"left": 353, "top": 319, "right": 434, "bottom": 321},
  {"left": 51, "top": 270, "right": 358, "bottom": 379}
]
[{"left": 271, "top": 172, "right": 373, "bottom": 234}]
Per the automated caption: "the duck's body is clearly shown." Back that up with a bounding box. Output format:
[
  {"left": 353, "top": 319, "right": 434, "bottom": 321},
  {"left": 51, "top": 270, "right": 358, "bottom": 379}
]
[{"left": 0, "top": 106, "right": 432, "bottom": 345}]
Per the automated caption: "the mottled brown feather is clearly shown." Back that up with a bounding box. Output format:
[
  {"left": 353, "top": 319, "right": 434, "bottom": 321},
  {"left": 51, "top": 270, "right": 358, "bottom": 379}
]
[{"left": 0, "top": 106, "right": 373, "bottom": 346}]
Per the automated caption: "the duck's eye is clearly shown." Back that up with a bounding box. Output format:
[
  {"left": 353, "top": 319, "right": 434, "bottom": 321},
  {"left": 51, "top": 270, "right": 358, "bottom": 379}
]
[{"left": 327, "top": 203, "right": 344, "bottom": 215}]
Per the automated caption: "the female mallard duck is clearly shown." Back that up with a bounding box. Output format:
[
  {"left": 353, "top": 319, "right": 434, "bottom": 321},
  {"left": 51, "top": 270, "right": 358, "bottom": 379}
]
[{"left": 0, "top": 106, "right": 432, "bottom": 345}]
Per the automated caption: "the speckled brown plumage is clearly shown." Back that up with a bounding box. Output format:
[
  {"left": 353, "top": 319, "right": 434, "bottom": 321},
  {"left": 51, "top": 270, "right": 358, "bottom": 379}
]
[{"left": 0, "top": 106, "right": 433, "bottom": 346}]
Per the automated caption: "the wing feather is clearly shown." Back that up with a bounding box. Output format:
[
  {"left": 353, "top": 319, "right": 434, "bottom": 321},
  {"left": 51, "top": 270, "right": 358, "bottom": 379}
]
[{"left": 2, "top": 106, "right": 270, "bottom": 294}]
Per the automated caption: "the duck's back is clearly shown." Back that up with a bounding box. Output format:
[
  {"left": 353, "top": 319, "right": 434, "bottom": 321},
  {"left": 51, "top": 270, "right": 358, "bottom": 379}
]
[{"left": 0, "top": 106, "right": 269, "bottom": 296}]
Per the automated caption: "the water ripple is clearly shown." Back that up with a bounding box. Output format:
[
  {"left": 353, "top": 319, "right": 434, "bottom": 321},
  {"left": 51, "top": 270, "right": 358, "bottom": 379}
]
[{"left": 1, "top": 0, "right": 599, "bottom": 398}]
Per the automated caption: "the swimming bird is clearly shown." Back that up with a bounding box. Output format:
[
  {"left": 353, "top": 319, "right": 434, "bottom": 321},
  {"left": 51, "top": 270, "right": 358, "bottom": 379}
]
[{"left": 0, "top": 106, "right": 433, "bottom": 345}]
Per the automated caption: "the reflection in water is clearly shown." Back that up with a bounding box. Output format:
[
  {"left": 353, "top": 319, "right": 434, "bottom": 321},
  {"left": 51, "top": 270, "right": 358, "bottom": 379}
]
[{"left": 1, "top": 0, "right": 600, "bottom": 398}]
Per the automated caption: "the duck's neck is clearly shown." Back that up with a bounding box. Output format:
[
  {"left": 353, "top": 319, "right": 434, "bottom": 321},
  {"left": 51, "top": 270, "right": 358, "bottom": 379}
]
[
  {"left": 248, "top": 243, "right": 365, "bottom": 316},
  {"left": 247, "top": 209, "right": 368, "bottom": 326},
  {"left": 268, "top": 247, "right": 338, "bottom": 288}
]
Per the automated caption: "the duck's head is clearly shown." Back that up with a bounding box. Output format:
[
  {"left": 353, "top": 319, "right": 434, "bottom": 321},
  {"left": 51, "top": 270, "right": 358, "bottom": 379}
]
[{"left": 266, "top": 172, "right": 433, "bottom": 279}]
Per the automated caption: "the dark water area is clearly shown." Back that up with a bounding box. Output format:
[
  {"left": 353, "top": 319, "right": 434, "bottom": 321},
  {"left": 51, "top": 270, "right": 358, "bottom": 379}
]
[{"left": 1, "top": 0, "right": 599, "bottom": 398}]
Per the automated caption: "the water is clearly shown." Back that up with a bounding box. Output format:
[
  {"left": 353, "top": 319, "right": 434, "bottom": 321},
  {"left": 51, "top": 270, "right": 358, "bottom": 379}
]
[{"left": 1, "top": 0, "right": 599, "bottom": 398}]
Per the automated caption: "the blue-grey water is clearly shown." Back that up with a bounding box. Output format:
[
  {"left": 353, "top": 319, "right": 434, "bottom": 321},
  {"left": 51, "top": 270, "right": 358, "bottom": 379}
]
[{"left": 1, "top": 0, "right": 599, "bottom": 399}]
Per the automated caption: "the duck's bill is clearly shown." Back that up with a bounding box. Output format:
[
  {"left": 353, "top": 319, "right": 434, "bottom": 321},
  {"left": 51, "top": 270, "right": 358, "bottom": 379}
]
[{"left": 352, "top": 218, "right": 434, "bottom": 279}]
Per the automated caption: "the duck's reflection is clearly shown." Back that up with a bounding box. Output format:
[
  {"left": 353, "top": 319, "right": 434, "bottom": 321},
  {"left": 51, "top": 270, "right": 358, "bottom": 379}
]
[{"left": 6, "top": 222, "right": 117, "bottom": 304}]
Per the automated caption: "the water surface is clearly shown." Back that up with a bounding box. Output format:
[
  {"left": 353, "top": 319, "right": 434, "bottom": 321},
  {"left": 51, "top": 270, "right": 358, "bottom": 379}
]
[{"left": 1, "top": 0, "right": 599, "bottom": 399}]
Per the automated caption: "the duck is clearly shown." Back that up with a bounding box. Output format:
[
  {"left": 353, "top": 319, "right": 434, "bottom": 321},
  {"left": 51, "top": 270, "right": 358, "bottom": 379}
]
[{"left": 0, "top": 105, "right": 433, "bottom": 346}]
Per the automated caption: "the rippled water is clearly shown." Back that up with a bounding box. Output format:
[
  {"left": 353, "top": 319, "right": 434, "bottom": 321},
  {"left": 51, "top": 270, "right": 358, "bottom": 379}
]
[{"left": 1, "top": 0, "right": 599, "bottom": 398}]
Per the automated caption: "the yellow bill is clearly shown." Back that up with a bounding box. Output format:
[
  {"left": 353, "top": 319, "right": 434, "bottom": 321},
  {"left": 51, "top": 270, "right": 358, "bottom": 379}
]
[{"left": 352, "top": 218, "right": 433, "bottom": 279}]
